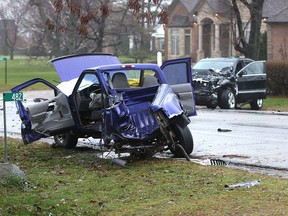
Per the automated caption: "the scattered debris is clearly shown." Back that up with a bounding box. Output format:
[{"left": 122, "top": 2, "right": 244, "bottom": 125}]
[
  {"left": 176, "top": 143, "right": 191, "bottom": 161},
  {"left": 111, "top": 158, "right": 127, "bottom": 168},
  {"left": 225, "top": 180, "right": 260, "bottom": 190},
  {"left": 217, "top": 128, "right": 232, "bottom": 132}
]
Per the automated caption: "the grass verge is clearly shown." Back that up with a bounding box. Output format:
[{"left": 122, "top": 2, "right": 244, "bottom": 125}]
[
  {"left": 1, "top": 137, "right": 288, "bottom": 215},
  {"left": 263, "top": 96, "right": 288, "bottom": 112},
  {"left": 0, "top": 58, "right": 58, "bottom": 92}
]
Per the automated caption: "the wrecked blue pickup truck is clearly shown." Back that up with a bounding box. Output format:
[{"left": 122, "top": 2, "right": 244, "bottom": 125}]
[{"left": 12, "top": 54, "right": 196, "bottom": 158}]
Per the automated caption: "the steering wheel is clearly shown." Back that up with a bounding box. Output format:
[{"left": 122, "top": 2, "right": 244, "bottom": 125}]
[{"left": 88, "top": 84, "right": 101, "bottom": 95}]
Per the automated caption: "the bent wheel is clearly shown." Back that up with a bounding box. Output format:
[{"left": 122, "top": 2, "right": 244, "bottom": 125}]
[
  {"left": 169, "top": 124, "right": 193, "bottom": 158},
  {"left": 54, "top": 133, "right": 78, "bottom": 149},
  {"left": 220, "top": 88, "right": 235, "bottom": 109}
]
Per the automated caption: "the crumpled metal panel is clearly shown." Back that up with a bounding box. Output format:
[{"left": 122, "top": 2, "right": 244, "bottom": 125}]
[
  {"left": 151, "top": 84, "right": 183, "bottom": 118},
  {"left": 105, "top": 101, "right": 159, "bottom": 140}
]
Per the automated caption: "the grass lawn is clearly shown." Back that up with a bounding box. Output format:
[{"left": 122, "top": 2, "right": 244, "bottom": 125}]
[
  {"left": 1, "top": 137, "right": 288, "bottom": 215},
  {"left": 0, "top": 57, "right": 59, "bottom": 91},
  {"left": 263, "top": 96, "right": 288, "bottom": 112}
]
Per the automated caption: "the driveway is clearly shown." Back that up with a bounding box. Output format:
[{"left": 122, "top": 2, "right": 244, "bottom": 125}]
[{"left": 1, "top": 91, "right": 288, "bottom": 177}]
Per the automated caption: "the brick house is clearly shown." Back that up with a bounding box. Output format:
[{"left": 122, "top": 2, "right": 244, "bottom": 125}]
[
  {"left": 264, "top": 0, "right": 288, "bottom": 61},
  {"left": 165, "top": 0, "right": 288, "bottom": 62}
]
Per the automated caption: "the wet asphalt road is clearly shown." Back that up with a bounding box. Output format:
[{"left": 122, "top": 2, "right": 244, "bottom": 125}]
[
  {"left": 189, "top": 108, "right": 288, "bottom": 170},
  {"left": 1, "top": 91, "right": 288, "bottom": 177}
]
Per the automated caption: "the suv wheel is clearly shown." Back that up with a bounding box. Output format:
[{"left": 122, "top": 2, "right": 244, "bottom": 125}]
[
  {"left": 250, "top": 99, "right": 263, "bottom": 110},
  {"left": 220, "top": 88, "right": 235, "bottom": 109}
]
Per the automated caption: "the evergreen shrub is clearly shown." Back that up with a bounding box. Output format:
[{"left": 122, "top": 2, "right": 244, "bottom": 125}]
[{"left": 266, "top": 61, "right": 288, "bottom": 96}]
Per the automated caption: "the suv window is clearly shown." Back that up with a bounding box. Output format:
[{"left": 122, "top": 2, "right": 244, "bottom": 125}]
[
  {"left": 243, "top": 60, "right": 253, "bottom": 66},
  {"left": 235, "top": 60, "right": 253, "bottom": 73},
  {"left": 235, "top": 62, "right": 243, "bottom": 73},
  {"left": 242, "top": 61, "right": 265, "bottom": 75}
]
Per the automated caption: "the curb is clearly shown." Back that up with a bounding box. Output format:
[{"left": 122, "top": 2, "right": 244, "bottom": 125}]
[{"left": 197, "top": 107, "right": 288, "bottom": 116}]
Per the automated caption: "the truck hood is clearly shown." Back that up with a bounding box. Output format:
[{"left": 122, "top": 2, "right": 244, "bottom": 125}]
[{"left": 50, "top": 54, "right": 120, "bottom": 82}]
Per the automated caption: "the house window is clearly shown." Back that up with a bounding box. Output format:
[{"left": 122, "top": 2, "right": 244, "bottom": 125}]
[
  {"left": 185, "top": 29, "right": 191, "bottom": 55},
  {"left": 159, "top": 38, "right": 165, "bottom": 50},
  {"left": 171, "top": 29, "right": 180, "bottom": 55}
]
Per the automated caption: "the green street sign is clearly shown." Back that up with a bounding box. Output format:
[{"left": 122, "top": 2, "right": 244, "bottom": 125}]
[
  {"left": 3, "top": 92, "right": 24, "bottom": 102},
  {"left": 0, "top": 57, "right": 7, "bottom": 61}
]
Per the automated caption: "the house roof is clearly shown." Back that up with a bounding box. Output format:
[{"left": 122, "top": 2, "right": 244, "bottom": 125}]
[
  {"left": 168, "top": 0, "right": 231, "bottom": 27},
  {"left": 180, "top": 0, "right": 201, "bottom": 13},
  {"left": 169, "top": 0, "right": 231, "bottom": 14},
  {"left": 168, "top": 0, "right": 199, "bottom": 14},
  {"left": 263, "top": 0, "right": 288, "bottom": 23},
  {"left": 206, "top": 0, "right": 231, "bottom": 14},
  {"left": 169, "top": 15, "right": 191, "bottom": 27},
  {"left": 169, "top": 0, "right": 288, "bottom": 23}
]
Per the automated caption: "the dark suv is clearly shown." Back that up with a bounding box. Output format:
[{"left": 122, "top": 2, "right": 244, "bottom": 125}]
[{"left": 192, "top": 57, "right": 266, "bottom": 110}]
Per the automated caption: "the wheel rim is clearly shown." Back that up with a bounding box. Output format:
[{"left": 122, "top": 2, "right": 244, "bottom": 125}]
[
  {"left": 257, "top": 99, "right": 263, "bottom": 107},
  {"left": 55, "top": 134, "right": 65, "bottom": 144},
  {"left": 228, "top": 92, "right": 235, "bottom": 108}
]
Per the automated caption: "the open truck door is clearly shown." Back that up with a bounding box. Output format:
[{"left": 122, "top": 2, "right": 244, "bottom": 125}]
[
  {"left": 161, "top": 58, "right": 196, "bottom": 116},
  {"left": 11, "top": 79, "right": 75, "bottom": 144}
]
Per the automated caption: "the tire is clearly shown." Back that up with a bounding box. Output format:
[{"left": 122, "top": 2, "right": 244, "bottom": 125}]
[
  {"left": 250, "top": 99, "right": 263, "bottom": 110},
  {"left": 169, "top": 124, "right": 193, "bottom": 157},
  {"left": 54, "top": 133, "right": 78, "bottom": 149},
  {"left": 220, "top": 88, "right": 236, "bottom": 109}
]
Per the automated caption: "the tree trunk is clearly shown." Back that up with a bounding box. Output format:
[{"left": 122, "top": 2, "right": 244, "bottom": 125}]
[
  {"left": 231, "top": 0, "right": 265, "bottom": 59},
  {"left": 9, "top": 47, "right": 14, "bottom": 60}
]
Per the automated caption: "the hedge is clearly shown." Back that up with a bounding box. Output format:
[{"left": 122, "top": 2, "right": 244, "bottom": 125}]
[{"left": 266, "top": 61, "right": 288, "bottom": 96}]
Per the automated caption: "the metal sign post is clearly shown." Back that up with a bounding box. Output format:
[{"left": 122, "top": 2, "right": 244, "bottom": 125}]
[
  {"left": 3, "top": 92, "right": 23, "bottom": 162},
  {"left": 0, "top": 57, "right": 7, "bottom": 84}
]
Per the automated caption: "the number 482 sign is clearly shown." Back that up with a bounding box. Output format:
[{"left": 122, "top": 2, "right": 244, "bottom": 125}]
[{"left": 3, "top": 92, "right": 23, "bottom": 102}]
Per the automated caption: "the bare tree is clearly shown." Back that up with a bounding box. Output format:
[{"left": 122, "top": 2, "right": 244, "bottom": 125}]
[
  {"left": 126, "top": 0, "right": 168, "bottom": 62},
  {"left": 1, "top": 0, "right": 170, "bottom": 59},
  {"left": 31, "top": 0, "right": 168, "bottom": 59},
  {"left": 230, "top": 0, "right": 265, "bottom": 59},
  {"left": 0, "top": 0, "right": 31, "bottom": 60},
  {"left": 28, "top": 0, "right": 131, "bottom": 56},
  {"left": 29, "top": 0, "right": 91, "bottom": 57}
]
